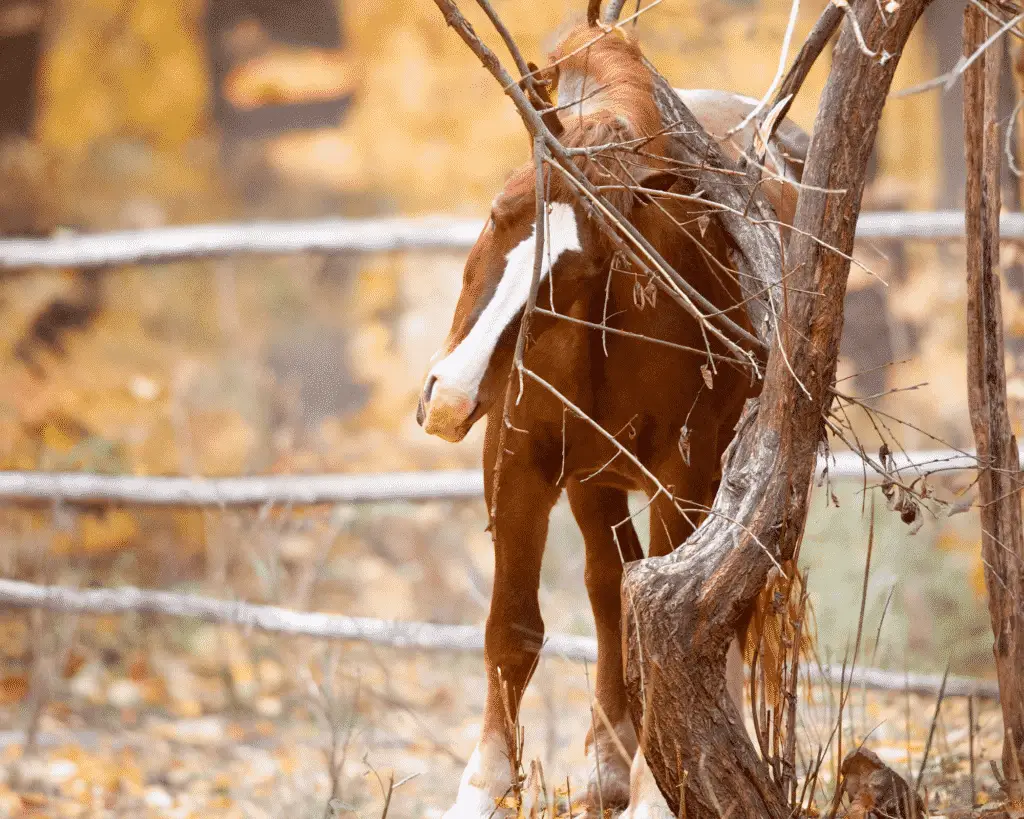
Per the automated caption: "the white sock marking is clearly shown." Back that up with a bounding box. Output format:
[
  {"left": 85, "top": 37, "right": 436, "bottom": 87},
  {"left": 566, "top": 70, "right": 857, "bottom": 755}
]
[
  {"left": 429, "top": 202, "right": 580, "bottom": 400},
  {"left": 445, "top": 735, "right": 511, "bottom": 818},
  {"left": 588, "top": 717, "right": 638, "bottom": 805}
]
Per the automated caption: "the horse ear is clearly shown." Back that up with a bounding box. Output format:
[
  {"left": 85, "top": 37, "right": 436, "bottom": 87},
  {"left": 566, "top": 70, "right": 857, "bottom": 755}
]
[
  {"left": 525, "top": 61, "right": 564, "bottom": 138},
  {"left": 631, "top": 168, "right": 679, "bottom": 206},
  {"left": 587, "top": 0, "right": 602, "bottom": 26}
]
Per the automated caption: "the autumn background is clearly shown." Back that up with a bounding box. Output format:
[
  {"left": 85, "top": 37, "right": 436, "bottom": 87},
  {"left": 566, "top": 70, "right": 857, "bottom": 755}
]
[{"left": 0, "top": 0, "right": 1019, "bottom": 815}]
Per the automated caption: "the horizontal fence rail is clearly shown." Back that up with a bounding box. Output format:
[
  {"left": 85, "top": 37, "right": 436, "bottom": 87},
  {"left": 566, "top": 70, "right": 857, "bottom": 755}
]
[
  {"left": 0, "top": 217, "right": 482, "bottom": 270},
  {"left": 0, "top": 469, "right": 484, "bottom": 506},
  {"left": 0, "top": 448, "right": 1002, "bottom": 506},
  {"left": 3, "top": 211, "right": 1024, "bottom": 270},
  {"left": 0, "top": 211, "right": 1011, "bottom": 707},
  {"left": 0, "top": 578, "right": 998, "bottom": 699}
]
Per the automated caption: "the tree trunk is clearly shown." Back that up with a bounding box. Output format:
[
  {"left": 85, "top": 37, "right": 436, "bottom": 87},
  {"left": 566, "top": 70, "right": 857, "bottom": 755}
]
[
  {"left": 0, "top": 0, "right": 47, "bottom": 138},
  {"left": 964, "top": 5, "right": 1024, "bottom": 805},
  {"left": 620, "top": 1, "right": 933, "bottom": 816}
]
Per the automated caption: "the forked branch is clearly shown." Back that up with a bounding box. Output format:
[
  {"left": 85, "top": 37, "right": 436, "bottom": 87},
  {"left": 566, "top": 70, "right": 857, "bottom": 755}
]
[{"left": 619, "top": 0, "right": 933, "bottom": 816}]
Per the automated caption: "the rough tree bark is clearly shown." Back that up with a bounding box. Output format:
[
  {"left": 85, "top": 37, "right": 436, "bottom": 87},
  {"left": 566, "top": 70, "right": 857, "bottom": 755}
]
[
  {"left": 964, "top": 5, "right": 1024, "bottom": 805},
  {"left": 620, "top": 0, "right": 933, "bottom": 816}
]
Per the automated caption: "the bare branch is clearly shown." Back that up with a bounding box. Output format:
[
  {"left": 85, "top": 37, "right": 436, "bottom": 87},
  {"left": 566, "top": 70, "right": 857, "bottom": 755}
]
[
  {"left": 489, "top": 137, "right": 550, "bottom": 526},
  {"left": 758, "top": 1, "right": 844, "bottom": 146},
  {"left": 602, "top": 0, "right": 628, "bottom": 24},
  {"left": 724, "top": 0, "right": 803, "bottom": 140},
  {"left": 622, "top": 0, "right": 934, "bottom": 813}
]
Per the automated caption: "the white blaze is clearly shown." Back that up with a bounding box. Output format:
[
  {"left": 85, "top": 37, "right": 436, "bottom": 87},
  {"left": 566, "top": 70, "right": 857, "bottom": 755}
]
[{"left": 428, "top": 202, "right": 581, "bottom": 400}]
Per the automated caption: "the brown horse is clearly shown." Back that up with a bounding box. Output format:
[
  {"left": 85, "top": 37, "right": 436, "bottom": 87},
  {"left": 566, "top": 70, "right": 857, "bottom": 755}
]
[{"left": 417, "top": 24, "right": 806, "bottom": 818}]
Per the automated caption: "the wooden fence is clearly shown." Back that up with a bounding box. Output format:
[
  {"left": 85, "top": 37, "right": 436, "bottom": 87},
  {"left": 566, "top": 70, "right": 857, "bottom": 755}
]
[{"left": 0, "top": 211, "right": 1005, "bottom": 697}]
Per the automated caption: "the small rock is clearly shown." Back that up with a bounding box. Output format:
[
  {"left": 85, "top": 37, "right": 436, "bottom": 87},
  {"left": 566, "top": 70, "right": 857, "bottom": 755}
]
[
  {"left": 130, "top": 375, "right": 160, "bottom": 401},
  {"left": 165, "top": 764, "right": 191, "bottom": 789},
  {"left": 280, "top": 534, "right": 315, "bottom": 562},
  {"left": 69, "top": 663, "right": 104, "bottom": 704},
  {"left": 143, "top": 786, "right": 174, "bottom": 809},
  {"left": 255, "top": 696, "right": 282, "bottom": 718},
  {"left": 230, "top": 660, "right": 258, "bottom": 702},
  {"left": 168, "top": 716, "right": 225, "bottom": 746},
  {"left": 256, "top": 658, "right": 285, "bottom": 694},
  {"left": 46, "top": 759, "right": 77, "bottom": 784},
  {"left": 107, "top": 679, "right": 142, "bottom": 709}
]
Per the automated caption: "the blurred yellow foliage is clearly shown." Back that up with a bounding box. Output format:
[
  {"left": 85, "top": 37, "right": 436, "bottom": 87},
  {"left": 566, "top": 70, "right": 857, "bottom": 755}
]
[
  {"left": 38, "top": 0, "right": 208, "bottom": 153},
  {"left": 0, "top": 0, "right": 983, "bottom": 573},
  {"left": 33, "top": 0, "right": 942, "bottom": 210},
  {"left": 185, "top": 409, "right": 256, "bottom": 477},
  {"left": 80, "top": 509, "right": 139, "bottom": 555}
]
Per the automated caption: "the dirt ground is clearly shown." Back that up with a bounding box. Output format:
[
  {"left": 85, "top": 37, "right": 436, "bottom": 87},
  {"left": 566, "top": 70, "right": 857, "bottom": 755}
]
[
  {"left": 0, "top": 480, "right": 1011, "bottom": 818},
  {"left": 0, "top": 632, "right": 1010, "bottom": 818}
]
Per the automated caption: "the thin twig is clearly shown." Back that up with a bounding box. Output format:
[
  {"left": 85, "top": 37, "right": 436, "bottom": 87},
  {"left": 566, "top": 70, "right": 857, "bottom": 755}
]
[{"left": 915, "top": 664, "right": 950, "bottom": 791}]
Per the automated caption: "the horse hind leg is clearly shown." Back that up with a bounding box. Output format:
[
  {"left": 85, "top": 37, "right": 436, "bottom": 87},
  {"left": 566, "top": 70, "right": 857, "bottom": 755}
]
[{"left": 567, "top": 481, "right": 645, "bottom": 814}]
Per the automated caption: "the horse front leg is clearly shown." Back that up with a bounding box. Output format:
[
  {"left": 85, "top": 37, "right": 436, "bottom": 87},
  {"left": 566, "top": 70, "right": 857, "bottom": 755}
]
[{"left": 444, "top": 419, "right": 561, "bottom": 818}]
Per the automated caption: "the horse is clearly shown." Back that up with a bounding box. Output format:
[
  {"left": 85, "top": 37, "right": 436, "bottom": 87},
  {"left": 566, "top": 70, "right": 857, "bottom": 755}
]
[{"left": 417, "top": 23, "right": 807, "bottom": 818}]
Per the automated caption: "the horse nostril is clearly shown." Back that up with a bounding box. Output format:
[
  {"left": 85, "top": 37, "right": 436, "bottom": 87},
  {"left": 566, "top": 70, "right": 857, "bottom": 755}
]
[{"left": 416, "top": 375, "right": 437, "bottom": 428}]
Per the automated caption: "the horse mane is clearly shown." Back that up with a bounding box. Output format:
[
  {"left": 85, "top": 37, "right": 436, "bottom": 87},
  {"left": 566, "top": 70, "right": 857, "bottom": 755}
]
[
  {"left": 537, "top": 25, "right": 674, "bottom": 216},
  {"left": 546, "top": 25, "right": 662, "bottom": 140}
]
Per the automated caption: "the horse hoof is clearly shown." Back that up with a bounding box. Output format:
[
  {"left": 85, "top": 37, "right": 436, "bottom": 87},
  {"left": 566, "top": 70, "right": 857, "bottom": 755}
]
[{"left": 586, "top": 776, "right": 631, "bottom": 814}]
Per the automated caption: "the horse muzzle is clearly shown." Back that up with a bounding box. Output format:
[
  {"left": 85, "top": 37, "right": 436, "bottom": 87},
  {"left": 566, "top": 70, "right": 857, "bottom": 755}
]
[{"left": 416, "top": 376, "right": 478, "bottom": 443}]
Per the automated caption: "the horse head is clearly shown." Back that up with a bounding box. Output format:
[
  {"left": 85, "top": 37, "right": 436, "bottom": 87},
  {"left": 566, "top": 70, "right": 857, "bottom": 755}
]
[
  {"left": 417, "top": 24, "right": 803, "bottom": 443},
  {"left": 416, "top": 162, "right": 677, "bottom": 442}
]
